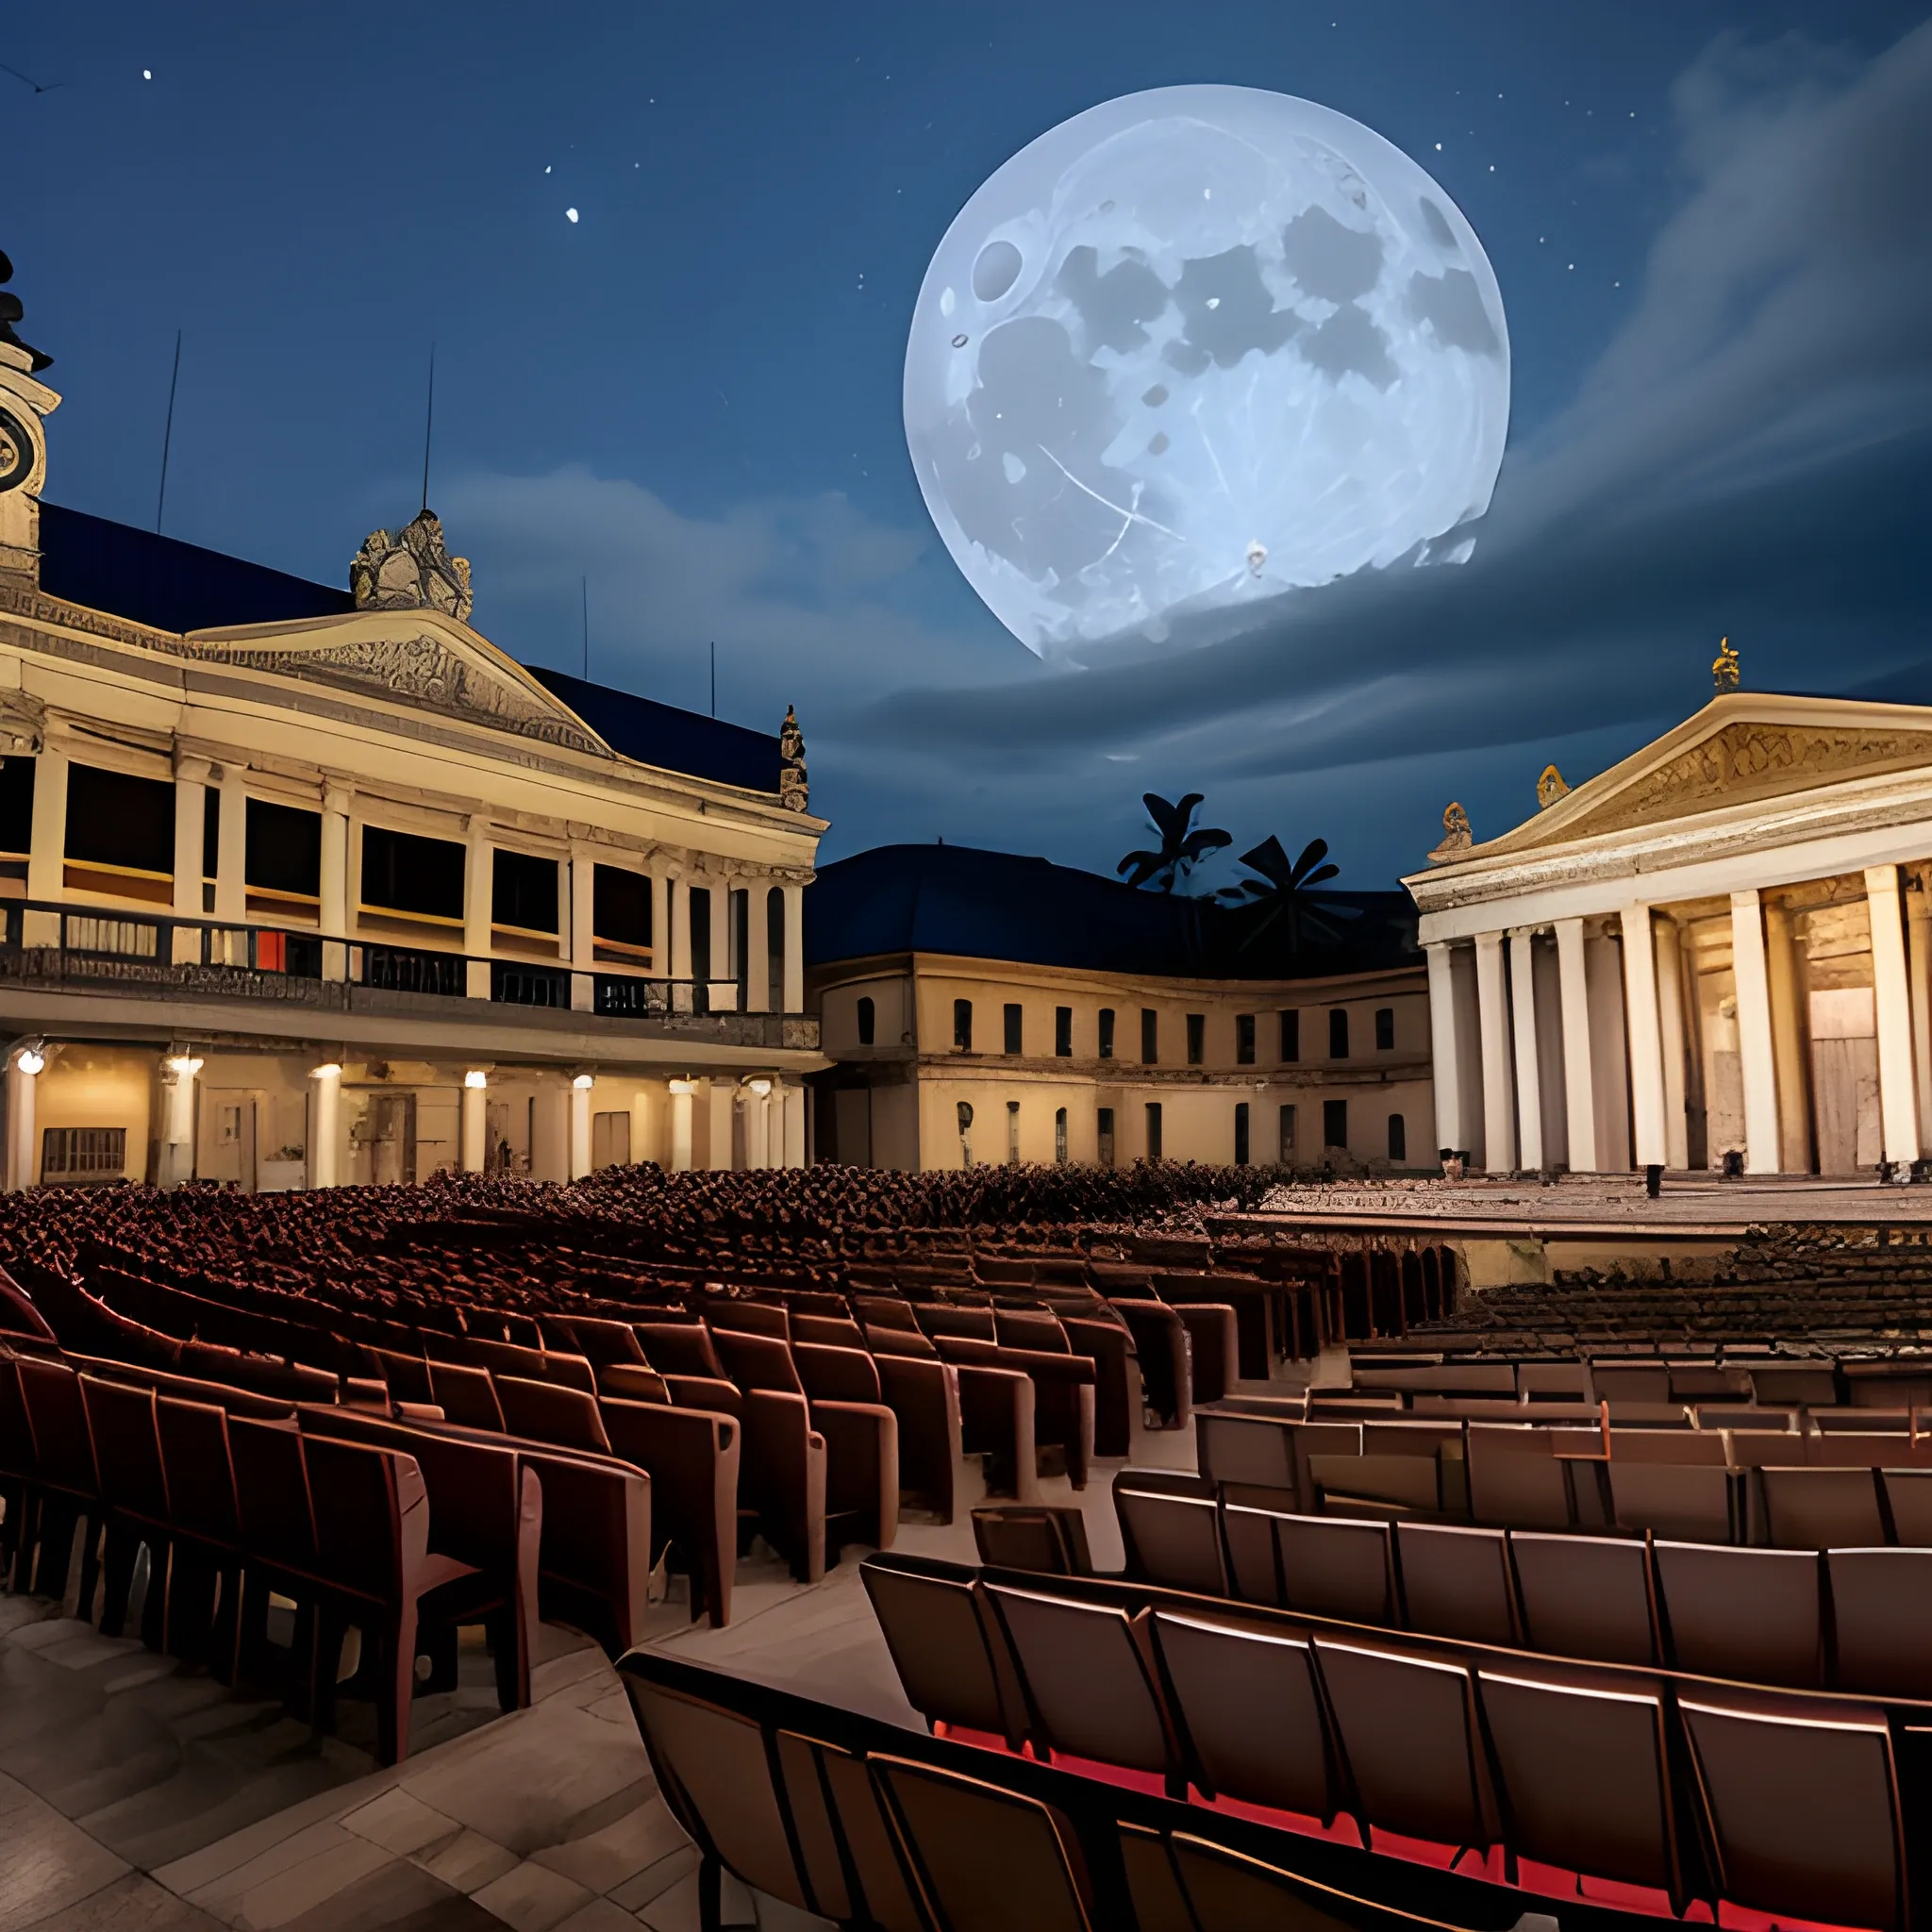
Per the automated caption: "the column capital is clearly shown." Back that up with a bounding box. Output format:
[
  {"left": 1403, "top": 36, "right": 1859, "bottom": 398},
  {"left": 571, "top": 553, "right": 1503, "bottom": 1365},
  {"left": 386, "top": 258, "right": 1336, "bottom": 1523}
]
[
  {"left": 322, "top": 779, "right": 354, "bottom": 816},
  {"left": 173, "top": 753, "right": 213, "bottom": 785},
  {"left": 1728, "top": 886, "right": 1761, "bottom": 911}
]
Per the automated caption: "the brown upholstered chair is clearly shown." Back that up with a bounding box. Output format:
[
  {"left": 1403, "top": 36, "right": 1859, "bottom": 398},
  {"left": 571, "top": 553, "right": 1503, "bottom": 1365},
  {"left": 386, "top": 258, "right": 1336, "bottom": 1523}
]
[
  {"left": 76, "top": 1373, "right": 172, "bottom": 1643},
  {"left": 1761, "top": 1466, "right": 1888, "bottom": 1549},
  {"left": 1395, "top": 1522, "right": 1517, "bottom": 1646},
  {"left": 860, "top": 1554, "right": 1022, "bottom": 1746},
  {"left": 426, "top": 1360, "right": 504, "bottom": 1432},
  {"left": 1109, "top": 1300, "right": 1191, "bottom": 1429},
  {"left": 1113, "top": 1470, "right": 1225, "bottom": 1597},
  {"left": 1194, "top": 1409, "right": 1297, "bottom": 1500},
  {"left": 1509, "top": 1532, "right": 1657, "bottom": 1667},
  {"left": 937, "top": 1336, "right": 1095, "bottom": 1490},
  {"left": 1828, "top": 1548, "right": 1932, "bottom": 1698},
  {"left": 955, "top": 1360, "right": 1036, "bottom": 1502},
  {"left": 1060, "top": 1316, "right": 1135, "bottom": 1459},
  {"left": 1466, "top": 1424, "right": 1573, "bottom": 1531},
  {"left": 871, "top": 1353, "right": 961, "bottom": 1523},
  {"left": 1278, "top": 1513, "right": 1394, "bottom": 1626},
  {"left": 1652, "top": 1541, "right": 1822, "bottom": 1687},
  {"left": 971, "top": 1504, "right": 1093, "bottom": 1576},
  {"left": 15, "top": 1354, "right": 104, "bottom": 1607}
]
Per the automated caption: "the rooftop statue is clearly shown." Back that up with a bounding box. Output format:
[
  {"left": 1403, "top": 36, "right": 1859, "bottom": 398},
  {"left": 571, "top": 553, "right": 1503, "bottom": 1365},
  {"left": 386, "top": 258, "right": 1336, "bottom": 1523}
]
[
  {"left": 1712, "top": 635, "right": 1740, "bottom": 692},
  {"left": 0, "top": 252, "right": 51, "bottom": 373},
  {"left": 1537, "top": 763, "right": 1570, "bottom": 808},
  {"left": 350, "top": 508, "right": 473, "bottom": 624},
  {"left": 779, "top": 704, "right": 808, "bottom": 812},
  {"left": 1431, "top": 800, "right": 1474, "bottom": 858}
]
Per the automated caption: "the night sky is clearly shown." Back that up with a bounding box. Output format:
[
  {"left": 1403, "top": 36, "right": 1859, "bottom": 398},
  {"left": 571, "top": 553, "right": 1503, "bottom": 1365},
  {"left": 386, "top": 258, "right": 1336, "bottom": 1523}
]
[{"left": 10, "top": 4, "right": 1932, "bottom": 893}]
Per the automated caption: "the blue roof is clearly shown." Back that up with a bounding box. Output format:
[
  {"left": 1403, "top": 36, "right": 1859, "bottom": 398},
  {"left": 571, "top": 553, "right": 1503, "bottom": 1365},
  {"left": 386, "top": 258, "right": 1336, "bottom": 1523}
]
[
  {"left": 807, "top": 842, "right": 1419, "bottom": 981},
  {"left": 39, "top": 502, "right": 353, "bottom": 633},
  {"left": 525, "top": 667, "right": 783, "bottom": 794}
]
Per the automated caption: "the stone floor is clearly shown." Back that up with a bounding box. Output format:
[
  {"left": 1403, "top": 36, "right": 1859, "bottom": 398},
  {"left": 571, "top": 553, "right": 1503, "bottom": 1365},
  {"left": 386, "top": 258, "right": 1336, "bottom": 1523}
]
[{"left": 0, "top": 1401, "right": 1208, "bottom": 1929}]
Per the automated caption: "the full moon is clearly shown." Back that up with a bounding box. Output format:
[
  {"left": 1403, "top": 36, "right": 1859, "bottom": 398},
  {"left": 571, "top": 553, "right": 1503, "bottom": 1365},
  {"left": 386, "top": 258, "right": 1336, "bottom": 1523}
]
[{"left": 904, "top": 86, "right": 1510, "bottom": 661}]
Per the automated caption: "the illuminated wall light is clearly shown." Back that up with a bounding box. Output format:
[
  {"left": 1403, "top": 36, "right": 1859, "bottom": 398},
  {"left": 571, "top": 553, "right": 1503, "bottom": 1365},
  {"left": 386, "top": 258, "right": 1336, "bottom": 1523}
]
[
  {"left": 464, "top": 1070, "right": 489, "bottom": 1090},
  {"left": 15, "top": 1049, "right": 44, "bottom": 1076},
  {"left": 309, "top": 1062, "right": 342, "bottom": 1080}
]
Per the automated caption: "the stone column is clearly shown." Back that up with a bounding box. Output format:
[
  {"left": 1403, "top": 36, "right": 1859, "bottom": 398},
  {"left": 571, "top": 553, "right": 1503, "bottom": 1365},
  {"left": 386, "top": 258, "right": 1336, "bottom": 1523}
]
[
  {"left": 25, "top": 741, "right": 65, "bottom": 917},
  {"left": 1764, "top": 898, "right": 1811, "bottom": 1174},
  {"left": 781, "top": 883, "right": 806, "bottom": 1015},
  {"left": 158, "top": 1053, "right": 200, "bottom": 1186},
  {"left": 668, "top": 876, "right": 691, "bottom": 988},
  {"left": 570, "top": 1074, "right": 593, "bottom": 1179},
  {"left": 213, "top": 765, "right": 247, "bottom": 924},
  {"left": 570, "top": 850, "right": 595, "bottom": 1013},
  {"left": 781, "top": 1083, "right": 806, "bottom": 1168},
  {"left": 1729, "top": 889, "right": 1782, "bottom": 1174},
  {"left": 708, "top": 1079, "right": 736, "bottom": 1171},
  {"left": 1621, "top": 904, "right": 1669, "bottom": 1170},
  {"left": 308, "top": 1062, "right": 341, "bottom": 1190},
  {"left": 668, "top": 1078, "right": 695, "bottom": 1173},
  {"left": 745, "top": 881, "right": 772, "bottom": 1014},
  {"left": 460, "top": 1071, "right": 488, "bottom": 1172},
  {"left": 1866, "top": 864, "right": 1922, "bottom": 1169},
  {"left": 708, "top": 881, "right": 734, "bottom": 1012},
  {"left": 171, "top": 756, "right": 209, "bottom": 965},
  {"left": 1474, "top": 931, "right": 1515, "bottom": 1173},
  {"left": 320, "top": 782, "right": 350, "bottom": 982},
  {"left": 1425, "top": 941, "right": 1466, "bottom": 1159},
  {"left": 1507, "top": 929, "right": 1544, "bottom": 1172},
  {"left": 1654, "top": 918, "right": 1690, "bottom": 1172},
  {"left": 652, "top": 874, "right": 673, "bottom": 980},
  {"left": 5, "top": 1047, "right": 42, "bottom": 1191},
  {"left": 1555, "top": 917, "right": 1598, "bottom": 1172},
  {"left": 463, "top": 817, "right": 491, "bottom": 999},
  {"left": 744, "top": 1080, "right": 772, "bottom": 1169},
  {"left": 1908, "top": 874, "right": 1932, "bottom": 1151}
]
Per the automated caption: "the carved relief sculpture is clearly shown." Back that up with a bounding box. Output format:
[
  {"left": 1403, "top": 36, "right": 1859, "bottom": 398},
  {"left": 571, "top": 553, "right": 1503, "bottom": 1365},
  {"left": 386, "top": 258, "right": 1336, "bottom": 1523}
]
[
  {"left": 351, "top": 508, "right": 474, "bottom": 624},
  {"left": 779, "top": 703, "right": 808, "bottom": 812}
]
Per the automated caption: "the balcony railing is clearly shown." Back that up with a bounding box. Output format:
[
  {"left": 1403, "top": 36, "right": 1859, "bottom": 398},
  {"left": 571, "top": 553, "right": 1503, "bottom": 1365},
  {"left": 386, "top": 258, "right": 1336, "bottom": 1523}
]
[{"left": 0, "top": 900, "right": 813, "bottom": 1044}]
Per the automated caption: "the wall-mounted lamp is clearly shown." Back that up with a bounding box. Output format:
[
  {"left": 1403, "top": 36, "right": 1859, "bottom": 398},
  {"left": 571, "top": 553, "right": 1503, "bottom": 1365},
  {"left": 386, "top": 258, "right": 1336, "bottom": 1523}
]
[
  {"left": 748, "top": 1077, "right": 773, "bottom": 1097},
  {"left": 572, "top": 1074, "right": 595, "bottom": 1091},
  {"left": 309, "top": 1061, "right": 342, "bottom": 1080},
  {"left": 165, "top": 1055, "right": 204, "bottom": 1077},
  {"left": 464, "top": 1070, "right": 489, "bottom": 1091},
  {"left": 668, "top": 1078, "right": 697, "bottom": 1096},
  {"left": 15, "top": 1049, "right": 44, "bottom": 1077}
]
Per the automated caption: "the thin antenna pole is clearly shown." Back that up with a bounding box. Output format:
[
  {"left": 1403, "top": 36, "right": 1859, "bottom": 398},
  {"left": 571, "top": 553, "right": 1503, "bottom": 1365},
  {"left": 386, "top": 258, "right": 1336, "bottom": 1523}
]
[
  {"left": 581, "top": 575, "right": 589, "bottom": 681},
  {"left": 420, "top": 342, "right": 437, "bottom": 513},
  {"left": 709, "top": 641, "right": 716, "bottom": 718},
  {"left": 155, "top": 330, "right": 182, "bottom": 534}
]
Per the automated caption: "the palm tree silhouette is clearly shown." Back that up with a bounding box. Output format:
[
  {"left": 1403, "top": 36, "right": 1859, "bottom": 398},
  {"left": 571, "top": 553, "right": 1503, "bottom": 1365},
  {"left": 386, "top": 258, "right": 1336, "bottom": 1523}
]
[
  {"left": 1225, "top": 836, "right": 1354, "bottom": 953},
  {"left": 1117, "top": 793, "right": 1232, "bottom": 894}
]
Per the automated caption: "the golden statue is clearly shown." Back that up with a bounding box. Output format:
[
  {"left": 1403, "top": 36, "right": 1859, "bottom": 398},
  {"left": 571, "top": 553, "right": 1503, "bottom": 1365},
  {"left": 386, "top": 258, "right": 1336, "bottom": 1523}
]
[
  {"left": 1430, "top": 801, "right": 1473, "bottom": 858},
  {"left": 1712, "top": 636, "right": 1740, "bottom": 692},
  {"left": 1537, "top": 763, "right": 1569, "bottom": 808}
]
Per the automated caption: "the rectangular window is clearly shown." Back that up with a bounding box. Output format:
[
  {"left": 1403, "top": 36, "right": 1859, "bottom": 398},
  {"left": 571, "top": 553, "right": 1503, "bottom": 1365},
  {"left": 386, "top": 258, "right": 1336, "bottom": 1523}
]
[
  {"left": 592, "top": 865, "right": 652, "bottom": 950},
  {"left": 1280, "top": 1008, "right": 1300, "bottom": 1063},
  {"left": 1097, "top": 1107, "right": 1115, "bottom": 1168},
  {"left": 65, "top": 764, "right": 175, "bottom": 878},
  {"left": 1055, "top": 1006, "right": 1073, "bottom": 1058},
  {"left": 41, "top": 1125, "right": 126, "bottom": 1181},
  {"left": 1388, "top": 1112, "right": 1407, "bottom": 1162},
  {"left": 953, "top": 998, "right": 974, "bottom": 1052},
  {"left": 1324, "top": 1098, "right": 1348, "bottom": 1148},
  {"left": 1145, "top": 1101, "right": 1163, "bottom": 1160},
  {"left": 0, "top": 757, "right": 34, "bottom": 858},
  {"left": 360, "top": 824, "right": 465, "bottom": 922},
  {"left": 245, "top": 799, "right": 322, "bottom": 899},
  {"left": 1097, "top": 1008, "right": 1115, "bottom": 1059},
  {"left": 766, "top": 886, "right": 785, "bottom": 1002},
  {"left": 856, "top": 995, "right": 875, "bottom": 1046},
  {"left": 1236, "top": 1014, "right": 1256, "bottom": 1065},
  {"left": 1234, "top": 1102, "right": 1250, "bottom": 1167},
  {"left": 1004, "top": 1002, "right": 1024, "bottom": 1055},
  {"left": 1186, "top": 1013, "right": 1205, "bottom": 1065},
  {"left": 1141, "top": 1008, "right": 1158, "bottom": 1064},
  {"left": 492, "top": 848, "right": 559, "bottom": 934},
  {"left": 1375, "top": 1006, "right": 1396, "bottom": 1052},
  {"left": 202, "top": 786, "right": 220, "bottom": 880},
  {"left": 689, "top": 887, "right": 712, "bottom": 981},
  {"left": 1055, "top": 1107, "right": 1068, "bottom": 1165},
  {"left": 1279, "top": 1103, "right": 1297, "bottom": 1161},
  {"left": 1328, "top": 1008, "right": 1350, "bottom": 1059}
]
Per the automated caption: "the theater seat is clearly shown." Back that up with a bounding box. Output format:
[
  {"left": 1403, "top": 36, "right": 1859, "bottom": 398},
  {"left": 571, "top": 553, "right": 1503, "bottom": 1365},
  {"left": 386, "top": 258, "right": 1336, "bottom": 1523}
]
[
  {"left": 1652, "top": 1541, "right": 1822, "bottom": 1688},
  {"left": 1761, "top": 1466, "right": 1888, "bottom": 1549},
  {"left": 1278, "top": 1513, "right": 1394, "bottom": 1626},
  {"left": 1114, "top": 1471, "right": 1225, "bottom": 1597},
  {"left": 971, "top": 1505, "right": 1092, "bottom": 1576},
  {"left": 1509, "top": 1532, "right": 1657, "bottom": 1667},
  {"left": 1828, "top": 1548, "right": 1932, "bottom": 1699},
  {"left": 1395, "top": 1522, "right": 1517, "bottom": 1646},
  {"left": 860, "top": 1555, "right": 1021, "bottom": 1745}
]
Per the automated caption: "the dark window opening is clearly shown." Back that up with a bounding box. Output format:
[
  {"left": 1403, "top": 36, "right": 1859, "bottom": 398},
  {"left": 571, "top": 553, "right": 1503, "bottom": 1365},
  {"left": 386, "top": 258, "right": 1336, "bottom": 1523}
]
[
  {"left": 1004, "top": 1003, "right": 1023, "bottom": 1055},
  {"left": 360, "top": 824, "right": 464, "bottom": 922},
  {"left": 245, "top": 798, "right": 322, "bottom": 898},
  {"left": 1236, "top": 1013, "right": 1256, "bottom": 1065},
  {"left": 766, "top": 887, "right": 785, "bottom": 1005},
  {"left": 1324, "top": 1099, "right": 1348, "bottom": 1148},
  {"left": 1145, "top": 1102, "right": 1163, "bottom": 1160},
  {"left": 592, "top": 865, "right": 651, "bottom": 949},
  {"left": 1375, "top": 1006, "right": 1396, "bottom": 1052},
  {"left": 856, "top": 995, "right": 875, "bottom": 1046},
  {"left": 1328, "top": 1008, "right": 1350, "bottom": 1059},
  {"left": 953, "top": 999, "right": 974, "bottom": 1052},
  {"left": 729, "top": 888, "right": 748, "bottom": 987},
  {"left": 1098, "top": 1008, "right": 1115, "bottom": 1059},
  {"left": 1055, "top": 1006, "right": 1073, "bottom": 1057},
  {"left": 1234, "top": 1102, "right": 1250, "bottom": 1167},
  {"left": 1279, "top": 1103, "right": 1297, "bottom": 1161},
  {"left": 492, "top": 849, "right": 558, "bottom": 933},
  {"left": 1055, "top": 1107, "right": 1068, "bottom": 1165},
  {"left": 42, "top": 1125, "right": 125, "bottom": 1181},
  {"left": 1280, "top": 1009, "right": 1299, "bottom": 1063},
  {"left": 0, "top": 757, "right": 35, "bottom": 858},
  {"left": 1186, "top": 1013, "right": 1205, "bottom": 1065},
  {"left": 1097, "top": 1107, "right": 1115, "bottom": 1168},
  {"left": 1141, "top": 1008, "right": 1158, "bottom": 1065},
  {"left": 689, "top": 887, "right": 712, "bottom": 981},
  {"left": 1388, "top": 1112, "right": 1407, "bottom": 1162},
  {"left": 202, "top": 786, "right": 220, "bottom": 878},
  {"left": 65, "top": 764, "right": 175, "bottom": 877}
]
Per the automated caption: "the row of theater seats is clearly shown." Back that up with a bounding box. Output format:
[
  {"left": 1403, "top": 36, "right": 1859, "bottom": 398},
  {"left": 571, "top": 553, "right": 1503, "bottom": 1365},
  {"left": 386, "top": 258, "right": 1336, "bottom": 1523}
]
[
  {"left": 860, "top": 1550, "right": 1922, "bottom": 1930},
  {"left": 622, "top": 1650, "right": 1604, "bottom": 1932},
  {"left": 0, "top": 1342, "right": 543, "bottom": 1763},
  {"left": 1195, "top": 1405, "right": 1932, "bottom": 1546},
  {"left": 1108, "top": 1468, "right": 1932, "bottom": 1695}
]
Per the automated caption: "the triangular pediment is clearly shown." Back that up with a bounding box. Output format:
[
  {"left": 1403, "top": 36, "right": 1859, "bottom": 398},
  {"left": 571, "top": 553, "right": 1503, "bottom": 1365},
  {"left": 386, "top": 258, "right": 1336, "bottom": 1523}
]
[
  {"left": 174, "top": 610, "right": 609, "bottom": 758},
  {"left": 1463, "top": 694, "right": 1932, "bottom": 860}
]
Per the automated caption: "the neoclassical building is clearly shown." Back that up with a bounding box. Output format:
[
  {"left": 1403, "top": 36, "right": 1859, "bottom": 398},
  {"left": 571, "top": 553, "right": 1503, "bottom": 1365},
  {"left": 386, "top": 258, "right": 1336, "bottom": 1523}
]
[
  {"left": 1406, "top": 671, "right": 1932, "bottom": 1177},
  {"left": 808, "top": 842, "right": 1430, "bottom": 1173},
  {"left": 0, "top": 272, "right": 823, "bottom": 1191}
]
